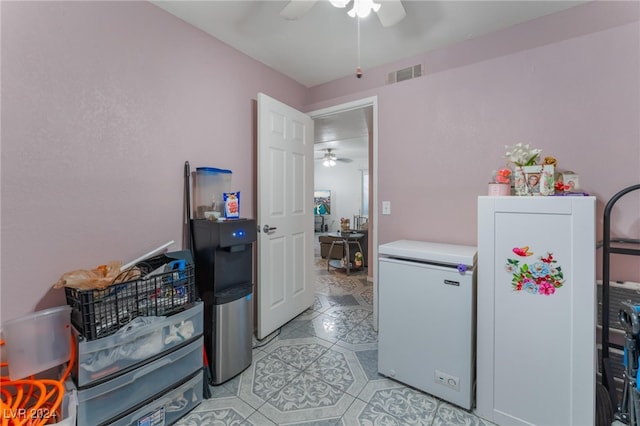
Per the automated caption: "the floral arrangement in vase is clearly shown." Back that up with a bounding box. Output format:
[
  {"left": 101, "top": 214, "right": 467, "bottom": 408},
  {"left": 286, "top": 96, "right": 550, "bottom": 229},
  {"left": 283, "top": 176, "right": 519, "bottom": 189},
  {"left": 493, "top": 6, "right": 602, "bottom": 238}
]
[
  {"left": 340, "top": 217, "right": 350, "bottom": 233},
  {"left": 354, "top": 252, "right": 363, "bottom": 267},
  {"left": 488, "top": 168, "right": 512, "bottom": 196},
  {"left": 504, "top": 143, "right": 555, "bottom": 196},
  {"left": 505, "top": 143, "right": 542, "bottom": 167}
]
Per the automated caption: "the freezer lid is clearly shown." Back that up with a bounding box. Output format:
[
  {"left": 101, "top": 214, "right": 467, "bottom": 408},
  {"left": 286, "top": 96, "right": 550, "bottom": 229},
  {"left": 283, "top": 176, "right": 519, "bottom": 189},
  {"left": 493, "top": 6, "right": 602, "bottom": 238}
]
[{"left": 378, "top": 240, "right": 477, "bottom": 266}]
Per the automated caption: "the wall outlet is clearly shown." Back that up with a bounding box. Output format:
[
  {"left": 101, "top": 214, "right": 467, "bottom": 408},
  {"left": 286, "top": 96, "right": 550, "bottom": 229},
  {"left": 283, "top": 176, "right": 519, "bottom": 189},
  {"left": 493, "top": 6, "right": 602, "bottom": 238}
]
[
  {"left": 382, "top": 201, "right": 391, "bottom": 215},
  {"left": 435, "top": 369, "right": 460, "bottom": 391}
]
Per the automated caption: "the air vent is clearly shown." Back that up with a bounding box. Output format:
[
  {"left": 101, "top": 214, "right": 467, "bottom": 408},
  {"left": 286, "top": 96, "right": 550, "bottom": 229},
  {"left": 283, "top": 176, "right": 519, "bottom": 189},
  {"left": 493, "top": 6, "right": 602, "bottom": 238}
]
[{"left": 386, "top": 64, "right": 423, "bottom": 85}]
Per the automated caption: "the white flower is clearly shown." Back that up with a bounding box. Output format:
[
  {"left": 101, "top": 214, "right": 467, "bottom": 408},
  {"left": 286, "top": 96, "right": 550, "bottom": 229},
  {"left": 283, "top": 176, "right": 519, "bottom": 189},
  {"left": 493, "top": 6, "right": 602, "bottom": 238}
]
[{"left": 505, "top": 143, "right": 542, "bottom": 167}]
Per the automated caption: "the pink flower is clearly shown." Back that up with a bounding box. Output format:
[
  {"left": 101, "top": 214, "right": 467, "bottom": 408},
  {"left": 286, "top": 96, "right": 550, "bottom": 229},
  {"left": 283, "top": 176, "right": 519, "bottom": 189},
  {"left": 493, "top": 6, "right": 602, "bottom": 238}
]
[
  {"left": 538, "top": 281, "right": 555, "bottom": 295},
  {"left": 496, "top": 168, "right": 511, "bottom": 184}
]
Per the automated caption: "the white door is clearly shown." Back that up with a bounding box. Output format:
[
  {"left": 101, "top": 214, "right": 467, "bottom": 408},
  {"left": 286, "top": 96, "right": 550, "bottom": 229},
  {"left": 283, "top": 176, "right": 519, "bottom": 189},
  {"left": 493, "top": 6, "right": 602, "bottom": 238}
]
[{"left": 256, "top": 93, "right": 315, "bottom": 339}]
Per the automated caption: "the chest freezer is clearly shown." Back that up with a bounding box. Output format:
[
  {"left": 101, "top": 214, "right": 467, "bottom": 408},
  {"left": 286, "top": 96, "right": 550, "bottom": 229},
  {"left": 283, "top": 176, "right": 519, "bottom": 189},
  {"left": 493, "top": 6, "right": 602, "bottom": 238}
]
[{"left": 378, "top": 240, "right": 477, "bottom": 410}]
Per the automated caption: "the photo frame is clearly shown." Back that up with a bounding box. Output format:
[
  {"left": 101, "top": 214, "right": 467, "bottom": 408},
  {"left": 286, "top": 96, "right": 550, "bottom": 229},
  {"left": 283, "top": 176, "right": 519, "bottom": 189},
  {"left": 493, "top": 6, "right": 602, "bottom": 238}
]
[
  {"left": 314, "top": 190, "right": 331, "bottom": 215},
  {"left": 514, "top": 165, "right": 555, "bottom": 196}
]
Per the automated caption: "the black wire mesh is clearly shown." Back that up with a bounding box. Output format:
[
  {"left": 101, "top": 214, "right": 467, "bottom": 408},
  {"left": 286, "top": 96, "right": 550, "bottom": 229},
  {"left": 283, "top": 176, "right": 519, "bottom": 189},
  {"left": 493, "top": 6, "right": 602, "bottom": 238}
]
[{"left": 65, "top": 255, "right": 195, "bottom": 341}]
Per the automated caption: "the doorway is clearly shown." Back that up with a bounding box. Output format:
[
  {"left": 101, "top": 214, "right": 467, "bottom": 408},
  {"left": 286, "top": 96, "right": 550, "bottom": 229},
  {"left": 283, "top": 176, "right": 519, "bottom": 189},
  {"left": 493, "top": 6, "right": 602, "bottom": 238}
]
[{"left": 309, "top": 96, "right": 379, "bottom": 329}]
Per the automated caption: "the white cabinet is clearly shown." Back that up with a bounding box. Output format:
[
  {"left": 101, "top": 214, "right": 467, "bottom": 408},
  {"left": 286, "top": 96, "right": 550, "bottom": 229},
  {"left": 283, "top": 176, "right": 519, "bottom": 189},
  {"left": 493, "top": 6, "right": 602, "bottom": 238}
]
[{"left": 476, "top": 196, "right": 596, "bottom": 426}]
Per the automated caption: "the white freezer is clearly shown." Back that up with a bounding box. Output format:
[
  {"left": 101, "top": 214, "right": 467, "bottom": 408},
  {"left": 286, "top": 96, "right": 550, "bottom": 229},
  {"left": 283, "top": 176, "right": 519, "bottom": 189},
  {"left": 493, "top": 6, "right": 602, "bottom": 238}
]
[{"left": 378, "top": 240, "right": 477, "bottom": 410}]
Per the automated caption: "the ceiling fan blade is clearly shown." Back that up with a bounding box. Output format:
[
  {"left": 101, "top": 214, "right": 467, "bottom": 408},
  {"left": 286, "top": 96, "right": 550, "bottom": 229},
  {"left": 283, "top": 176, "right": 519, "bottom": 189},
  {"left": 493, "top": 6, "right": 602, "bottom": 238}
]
[
  {"left": 280, "top": 0, "right": 319, "bottom": 20},
  {"left": 376, "top": 0, "right": 406, "bottom": 27},
  {"left": 337, "top": 158, "right": 353, "bottom": 163}
]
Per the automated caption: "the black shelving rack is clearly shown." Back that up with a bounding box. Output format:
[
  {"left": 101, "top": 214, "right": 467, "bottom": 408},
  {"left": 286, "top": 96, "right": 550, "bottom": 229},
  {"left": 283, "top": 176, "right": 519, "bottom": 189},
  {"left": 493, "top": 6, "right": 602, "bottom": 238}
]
[{"left": 600, "top": 184, "right": 640, "bottom": 411}]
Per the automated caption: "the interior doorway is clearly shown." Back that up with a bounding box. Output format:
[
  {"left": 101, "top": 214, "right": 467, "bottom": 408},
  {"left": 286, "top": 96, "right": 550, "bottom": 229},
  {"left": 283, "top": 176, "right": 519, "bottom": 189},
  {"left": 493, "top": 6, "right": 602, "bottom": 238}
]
[{"left": 308, "top": 96, "right": 379, "bottom": 329}]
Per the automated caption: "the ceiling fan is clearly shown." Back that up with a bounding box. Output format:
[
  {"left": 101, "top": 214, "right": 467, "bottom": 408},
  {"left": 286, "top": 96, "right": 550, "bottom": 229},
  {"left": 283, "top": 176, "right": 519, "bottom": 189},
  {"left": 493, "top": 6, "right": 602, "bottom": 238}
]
[
  {"left": 281, "top": 0, "right": 406, "bottom": 28},
  {"left": 315, "top": 148, "right": 353, "bottom": 167}
]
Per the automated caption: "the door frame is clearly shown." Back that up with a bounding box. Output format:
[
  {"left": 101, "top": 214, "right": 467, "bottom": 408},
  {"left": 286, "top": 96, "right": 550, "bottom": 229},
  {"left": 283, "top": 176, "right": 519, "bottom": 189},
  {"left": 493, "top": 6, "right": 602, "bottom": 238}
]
[{"left": 308, "top": 96, "right": 379, "bottom": 330}]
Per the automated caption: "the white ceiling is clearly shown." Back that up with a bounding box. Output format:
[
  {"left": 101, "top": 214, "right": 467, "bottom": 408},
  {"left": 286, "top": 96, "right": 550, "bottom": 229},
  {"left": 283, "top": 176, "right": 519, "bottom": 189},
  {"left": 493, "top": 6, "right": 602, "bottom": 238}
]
[{"left": 151, "top": 0, "right": 587, "bottom": 88}]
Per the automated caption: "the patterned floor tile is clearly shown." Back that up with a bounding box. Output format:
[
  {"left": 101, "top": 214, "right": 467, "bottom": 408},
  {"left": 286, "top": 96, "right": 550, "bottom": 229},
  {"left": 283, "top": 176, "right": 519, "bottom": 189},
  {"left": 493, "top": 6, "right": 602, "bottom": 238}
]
[
  {"left": 353, "top": 350, "right": 384, "bottom": 381},
  {"left": 315, "top": 275, "right": 361, "bottom": 297},
  {"left": 266, "top": 338, "right": 333, "bottom": 370},
  {"left": 304, "top": 344, "right": 368, "bottom": 398},
  {"left": 246, "top": 410, "right": 278, "bottom": 425},
  {"left": 328, "top": 294, "right": 360, "bottom": 307},
  {"left": 238, "top": 349, "right": 304, "bottom": 409},
  {"left": 336, "top": 314, "right": 378, "bottom": 351},
  {"left": 280, "top": 419, "right": 340, "bottom": 426},
  {"left": 175, "top": 396, "right": 255, "bottom": 425},
  {"left": 354, "top": 379, "right": 439, "bottom": 425},
  {"left": 339, "top": 398, "right": 405, "bottom": 426},
  {"left": 432, "top": 403, "right": 498, "bottom": 426},
  {"left": 354, "top": 286, "right": 373, "bottom": 306},
  {"left": 324, "top": 305, "right": 373, "bottom": 323},
  {"left": 313, "top": 294, "right": 334, "bottom": 313},
  {"left": 258, "top": 372, "right": 356, "bottom": 424},
  {"left": 306, "top": 312, "right": 361, "bottom": 343}
]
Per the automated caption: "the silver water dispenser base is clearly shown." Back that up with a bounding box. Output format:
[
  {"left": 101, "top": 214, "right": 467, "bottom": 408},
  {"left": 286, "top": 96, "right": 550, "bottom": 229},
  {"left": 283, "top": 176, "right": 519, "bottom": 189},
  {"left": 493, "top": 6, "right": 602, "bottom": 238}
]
[{"left": 213, "top": 286, "right": 253, "bottom": 385}]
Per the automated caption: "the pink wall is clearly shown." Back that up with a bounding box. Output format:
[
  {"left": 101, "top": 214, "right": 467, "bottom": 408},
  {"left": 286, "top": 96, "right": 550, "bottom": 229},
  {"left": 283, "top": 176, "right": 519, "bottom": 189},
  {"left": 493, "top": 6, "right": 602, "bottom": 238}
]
[
  {"left": 306, "top": 1, "right": 640, "bottom": 283},
  {"left": 1, "top": 1, "right": 307, "bottom": 321},
  {"left": 2, "top": 1, "right": 639, "bottom": 322}
]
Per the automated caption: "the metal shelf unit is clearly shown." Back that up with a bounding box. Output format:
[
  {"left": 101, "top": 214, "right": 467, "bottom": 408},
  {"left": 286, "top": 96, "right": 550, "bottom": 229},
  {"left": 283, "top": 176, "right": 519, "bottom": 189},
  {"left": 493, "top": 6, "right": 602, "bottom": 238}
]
[{"left": 600, "top": 184, "right": 640, "bottom": 412}]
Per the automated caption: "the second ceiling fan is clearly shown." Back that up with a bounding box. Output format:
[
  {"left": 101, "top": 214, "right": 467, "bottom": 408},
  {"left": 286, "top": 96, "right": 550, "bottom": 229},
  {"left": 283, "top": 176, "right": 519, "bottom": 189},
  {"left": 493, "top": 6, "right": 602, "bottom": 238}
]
[
  {"left": 316, "top": 148, "right": 353, "bottom": 167},
  {"left": 280, "top": 0, "right": 406, "bottom": 28}
]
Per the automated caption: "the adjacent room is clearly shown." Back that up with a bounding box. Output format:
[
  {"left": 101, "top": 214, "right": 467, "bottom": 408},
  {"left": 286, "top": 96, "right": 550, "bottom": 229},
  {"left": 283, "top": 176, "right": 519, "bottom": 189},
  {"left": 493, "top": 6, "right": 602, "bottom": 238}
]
[{"left": 1, "top": 1, "right": 639, "bottom": 425}]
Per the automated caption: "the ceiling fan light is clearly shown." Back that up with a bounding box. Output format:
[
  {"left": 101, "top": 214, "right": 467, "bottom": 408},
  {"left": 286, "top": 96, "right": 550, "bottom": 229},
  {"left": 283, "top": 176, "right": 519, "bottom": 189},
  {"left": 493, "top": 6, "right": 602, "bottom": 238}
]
[
  {"left": 329, "top": 0, "right": 350, "bottom": 8},
  {"left": 348, "top": 0, "right": 375, "bottom": 18},
  {"left": 323, "top": 159, "right": 330, "bottom": 167},
  {"left": 329, "top": 159, "right": 336, "bottom": 166}
]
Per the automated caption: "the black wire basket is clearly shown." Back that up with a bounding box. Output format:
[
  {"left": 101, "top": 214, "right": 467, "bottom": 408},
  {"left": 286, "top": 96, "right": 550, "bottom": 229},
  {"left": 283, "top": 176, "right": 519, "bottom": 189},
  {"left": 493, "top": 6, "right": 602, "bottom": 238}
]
[{"left": 65, "top": 251, "right": 196, "bottom": 341}]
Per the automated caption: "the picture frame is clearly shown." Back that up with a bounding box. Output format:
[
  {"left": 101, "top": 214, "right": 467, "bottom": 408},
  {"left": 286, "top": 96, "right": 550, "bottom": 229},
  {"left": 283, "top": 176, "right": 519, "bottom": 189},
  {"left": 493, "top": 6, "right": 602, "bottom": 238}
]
[
  {"left": 513, "top": 165, "right": 555, "bottom": 196},
  {"left": 314, "top": 190, "right": 331, "bottom": 215}
]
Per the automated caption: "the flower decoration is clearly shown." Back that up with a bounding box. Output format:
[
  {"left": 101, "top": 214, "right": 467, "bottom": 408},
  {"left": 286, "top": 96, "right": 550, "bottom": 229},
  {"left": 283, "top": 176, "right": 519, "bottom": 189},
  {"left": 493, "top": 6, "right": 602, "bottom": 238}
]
[
  {"left": 494, "top": 168, "right": 511, "bottom": 184},
  {"left": 505, "top": 247, "right": 564, "bottom": 296},
  {"left": 504, "top": 143, "right": 542, "bottom": 167},
  {"left": 354, "top": 252, "right": 363, "bottom": 261},
  {"left": 457, "top": 264, "right": 467, "bottom": 273}
]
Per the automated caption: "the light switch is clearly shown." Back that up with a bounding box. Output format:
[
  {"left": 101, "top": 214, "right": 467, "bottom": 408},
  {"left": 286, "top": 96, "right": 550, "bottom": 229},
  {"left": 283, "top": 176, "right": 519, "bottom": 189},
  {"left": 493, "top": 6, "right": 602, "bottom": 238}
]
[{"left": 382, "top": 201, "right": 391, "bottom": 215}]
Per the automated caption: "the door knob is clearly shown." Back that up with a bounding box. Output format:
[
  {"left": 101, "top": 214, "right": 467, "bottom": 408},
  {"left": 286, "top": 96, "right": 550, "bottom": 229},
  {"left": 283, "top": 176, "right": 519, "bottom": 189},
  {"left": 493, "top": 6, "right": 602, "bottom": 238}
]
[{"left": 263, "top": 225, "right": 277, "bottom": 233}]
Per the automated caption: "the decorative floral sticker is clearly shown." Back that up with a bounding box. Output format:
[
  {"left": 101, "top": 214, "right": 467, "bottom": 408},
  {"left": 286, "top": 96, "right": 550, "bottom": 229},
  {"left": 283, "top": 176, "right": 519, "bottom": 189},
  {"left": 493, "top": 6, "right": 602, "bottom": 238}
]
[{"left": 506, "top": 246, "right": 564, "bottom": 295}]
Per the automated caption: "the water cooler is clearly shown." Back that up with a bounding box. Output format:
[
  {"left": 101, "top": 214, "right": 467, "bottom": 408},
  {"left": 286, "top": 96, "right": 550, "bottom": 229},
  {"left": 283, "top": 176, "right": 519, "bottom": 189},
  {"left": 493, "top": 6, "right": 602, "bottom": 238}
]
[{"left": 191, "top": 218, "right": 257, "bottom": 385}]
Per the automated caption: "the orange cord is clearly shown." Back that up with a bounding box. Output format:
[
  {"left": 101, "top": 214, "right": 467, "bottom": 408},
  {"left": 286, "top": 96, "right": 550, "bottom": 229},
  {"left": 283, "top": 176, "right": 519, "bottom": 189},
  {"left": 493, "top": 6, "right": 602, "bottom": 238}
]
[{"left": 0, "top": 331, "right": 76, "bottom": 425}]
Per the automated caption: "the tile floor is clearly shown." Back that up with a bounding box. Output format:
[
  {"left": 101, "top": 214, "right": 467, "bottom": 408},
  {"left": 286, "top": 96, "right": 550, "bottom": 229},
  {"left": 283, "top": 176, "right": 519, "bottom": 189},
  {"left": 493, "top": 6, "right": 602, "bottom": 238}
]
[{"left": 176, "top": 252, "right": 495, "bottom": 425}]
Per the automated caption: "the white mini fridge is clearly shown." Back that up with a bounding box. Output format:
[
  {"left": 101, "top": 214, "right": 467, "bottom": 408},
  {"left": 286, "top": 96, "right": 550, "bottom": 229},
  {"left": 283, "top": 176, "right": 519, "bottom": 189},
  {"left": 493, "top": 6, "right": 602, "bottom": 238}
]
[
  {"left": 378, "top": 240, "right": 477, "bottom": 409},
  {"left": 476, "top": 196, "right": 596, "bottom": 426}
]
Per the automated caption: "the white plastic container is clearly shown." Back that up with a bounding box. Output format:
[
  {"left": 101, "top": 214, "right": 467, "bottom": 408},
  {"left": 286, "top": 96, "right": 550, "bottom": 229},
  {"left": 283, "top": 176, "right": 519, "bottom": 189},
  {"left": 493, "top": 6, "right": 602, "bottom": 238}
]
[
  {"left": 107, "top": 370, "right": 203, "bottom": 426},
  {"left": 73, "top": 302, "right": 203, "bottom": 387},
  {"left": 76, "top": 337, "right": 203, "bottom": 426},
  {"left": 57, "top": 379, "right": 78, "bottom": 426},
  {"left": 2, "top": 305, "right": 71, "bottom": 380},
  {"left": 194, "top": 167, "right": 232, "bottom": 219}
]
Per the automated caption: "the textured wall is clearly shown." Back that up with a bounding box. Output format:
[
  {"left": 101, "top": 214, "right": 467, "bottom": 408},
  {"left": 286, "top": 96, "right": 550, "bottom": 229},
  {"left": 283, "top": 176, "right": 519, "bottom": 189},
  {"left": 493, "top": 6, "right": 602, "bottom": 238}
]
[
  {"left": 306, "top": 1, "right": 640, "bottom": 283},
  {"left": 1, "top": 1, "right": 307, "bottom": 321}
]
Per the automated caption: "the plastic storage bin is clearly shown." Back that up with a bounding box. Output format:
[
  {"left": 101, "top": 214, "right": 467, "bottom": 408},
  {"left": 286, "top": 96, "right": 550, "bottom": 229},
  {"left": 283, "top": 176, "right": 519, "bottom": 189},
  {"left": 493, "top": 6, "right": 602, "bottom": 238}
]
[
  {"left": 2, "top": 305, "right": 71, "bottom": 380},
  {"left": 194, "top": 167, "right": 232, "bottom": 219},
  {"left": 76, "top": 337, "right": 203, "bottom": 426},
  {"left": 65, "top": 251, "right": 196, "bottom": 341},
  {"left": 56, "top": 379, "right": 78, "bottom": 426},
  {"left": 107, "top": 370, "right": 203, "bottom": 426},
  {"left": 73, "top": 302, "right": 203, "bottom": 387}
]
